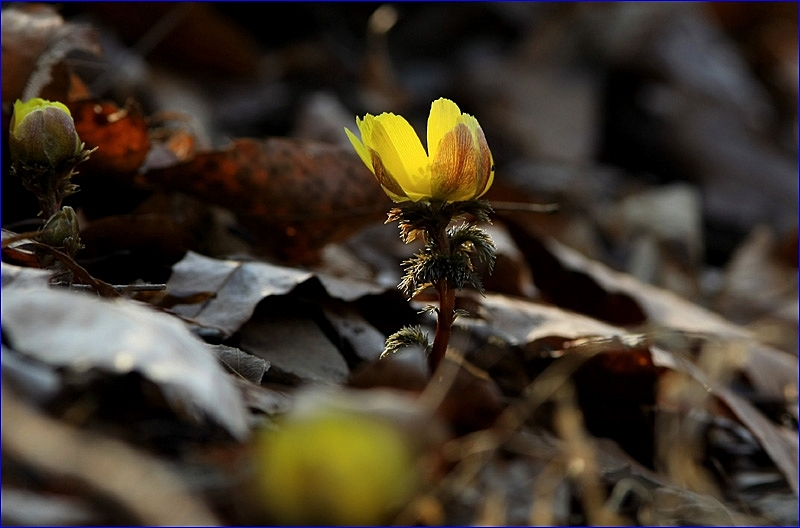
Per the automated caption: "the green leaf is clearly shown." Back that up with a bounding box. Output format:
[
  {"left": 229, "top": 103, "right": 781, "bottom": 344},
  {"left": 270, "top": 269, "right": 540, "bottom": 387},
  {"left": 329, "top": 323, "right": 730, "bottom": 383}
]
[{"left": 381, "top": 325, "right": 431, "bottom": 358}]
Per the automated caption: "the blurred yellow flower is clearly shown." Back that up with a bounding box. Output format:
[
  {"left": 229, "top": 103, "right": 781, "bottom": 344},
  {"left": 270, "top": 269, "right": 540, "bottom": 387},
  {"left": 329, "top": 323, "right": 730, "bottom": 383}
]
[
  {"left": 345, "top": 98, "right": 494, "bottom": 203},
  {"left": 255, "top": 405, "right": 416, "bottom": 525}
]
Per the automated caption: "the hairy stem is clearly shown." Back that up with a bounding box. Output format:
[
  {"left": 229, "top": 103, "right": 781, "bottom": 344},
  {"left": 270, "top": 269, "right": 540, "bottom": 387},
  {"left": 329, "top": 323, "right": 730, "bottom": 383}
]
[
  {"left": 428, "top": 221, "right": 453, "bottom": 375},
  {"left": 430, "top": 280, "right": 455, "bottom": 375}
]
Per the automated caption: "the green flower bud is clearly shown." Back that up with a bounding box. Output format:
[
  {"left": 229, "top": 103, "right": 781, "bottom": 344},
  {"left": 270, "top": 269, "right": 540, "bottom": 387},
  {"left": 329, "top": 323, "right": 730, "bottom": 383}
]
[
  {"left": 39, "top": 206, "right": 82, "bottom": 256},
  {"left": 9, "top": 98, "right": 82, "bottom": 168}
]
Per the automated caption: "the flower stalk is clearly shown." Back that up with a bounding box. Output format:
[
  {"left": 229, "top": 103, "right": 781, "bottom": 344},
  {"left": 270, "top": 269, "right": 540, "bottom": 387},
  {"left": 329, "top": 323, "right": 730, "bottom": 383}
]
[{"left": 430, "top": 261, "right": 456, "bottom": 375}]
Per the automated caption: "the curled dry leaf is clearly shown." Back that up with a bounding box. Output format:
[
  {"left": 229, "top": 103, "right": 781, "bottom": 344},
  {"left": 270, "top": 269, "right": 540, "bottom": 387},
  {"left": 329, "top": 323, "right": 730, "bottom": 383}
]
[
  {"left": 503, "top": 219, "right": 648, "bottom": 326},
  {"left": 167, "top": 251, "right": 388, "bottom": 338},
  {"left": 652, "top": 350, "right": 799, "bottom": 495},
  {"left": 142, "top": 138, "right": 392, "bottom": 263},
  {"left": 505, "top": 229, "right": 799, "bottom": 408},
  {"left": 1, "top": 4, "right": 100, "bottom": 105},
  {"left": 468, "top": 292, "right": 798, "bottom": 493},
  {"left": 68, "top": 99, "right": 151, "bottom": 182},
  {"left": 1, "top": 287, "right": 249, "bottom": 440},
  {"left": 2, "top": 386, "right": 221, "bottom": 525},
  {"left": 477, "top": 292, "right": 628, "bottom": 347}
]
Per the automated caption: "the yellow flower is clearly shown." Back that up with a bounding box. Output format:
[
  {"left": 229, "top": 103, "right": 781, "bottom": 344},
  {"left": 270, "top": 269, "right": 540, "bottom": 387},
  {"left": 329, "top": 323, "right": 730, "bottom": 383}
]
[
  {"left": 345, "top": 98, "right": 494, "bottom": 203},
  {"left": 255, "top": 405, "right": 416, "bottom": 525},
  {"left": 9, "top": 98, "right": 82, "bottom": 167}
]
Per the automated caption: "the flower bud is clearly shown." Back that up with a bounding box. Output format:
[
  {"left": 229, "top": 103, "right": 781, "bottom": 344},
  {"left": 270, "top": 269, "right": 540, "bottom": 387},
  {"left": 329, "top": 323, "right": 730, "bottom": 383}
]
[
  {"left": 9, "top": 98, "right": 82, "bottom": 168},
  {"left": 39, "top": 206, "right": 82, "bottom": 256}
]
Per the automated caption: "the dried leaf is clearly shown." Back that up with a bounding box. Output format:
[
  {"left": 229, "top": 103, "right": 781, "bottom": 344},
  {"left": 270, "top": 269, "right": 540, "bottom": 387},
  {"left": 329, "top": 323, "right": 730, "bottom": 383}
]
[
  {"left": 515, "top": 229, "right": 798, "bottom": 405},
  {"left": 504, "top": 220, "right": 648, "bottom": 326},
  {"left": 1, "top": 287, "right": 249, "bottom": 440},
  {"left": 209, "top": 344, "right": 269, "bottom": 385},
  {"left": 1, "top": 261, "right": 51, "bottom": 289},
  {"left": 471, "top": 291, "right": 798, "bottom": 488},
  {"left": 142, "top": 138, "right": 391, "bottom": 263},
  {"left": 239, "top": 301, "right": 350, "bottom": 385},
  {"left": 321, "top": 301, "right": 387, "bottom": 363},
  {"left": 652, "top": 350, "right": 799, "bottom": 495},
  {"left": 167, "top": 251, "right": 387, "bottom": 337},
  {"left": 68, "top": 99, "right": 151, "bottom": 181},
  {"left": 2, "top": 386, "right": 221, "bottom": 525},
  {"left": 1, "top": 4, "right": 100, "bottom": 104},
  {"left": 477, "top": 292, "right": 628, "bottom": 346},
  {"left": 716, "top": 225, "right": 799, "bottom": 351}
]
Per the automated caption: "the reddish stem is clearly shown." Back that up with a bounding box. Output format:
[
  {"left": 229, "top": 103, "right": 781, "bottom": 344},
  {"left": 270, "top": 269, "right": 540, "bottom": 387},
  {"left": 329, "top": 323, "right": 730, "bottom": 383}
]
[
  {"left": 428, "top": 220, "right": 454, "bottom": 375},
  {"left": 429, "top": 280, "right": 455, "bottom": 374}
]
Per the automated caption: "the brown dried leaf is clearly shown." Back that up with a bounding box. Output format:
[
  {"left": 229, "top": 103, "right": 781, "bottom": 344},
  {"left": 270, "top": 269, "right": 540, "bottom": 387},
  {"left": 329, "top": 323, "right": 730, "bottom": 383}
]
[
  {"left": 512, "top": 230, "right": 799, "bottom": 406},
  {"left": 503, "top": 219, "right": 648, "bottom": 326},
  {"left": 653, "top": 349, "right": 799, "bottom": 495},
  {"left": 498, "top": 226, "right": 799, "bottom": 434},
  {"left": 68, "top": 99, "right": 151, "bottom": 182},
  {"left": 469, "top": 292, "right": 797, "bottom": 489},
  {"left": 142, "top": 138, "right": 391, "bottom": 263},
  {"left": 1, "top": 4, "right": 100, "bottom": 104},
  {"left": 1, "top": 287, "right": 249, "bottom": 440},
  {"left": 166, "top": 251, "right": 388, "bottom": 338},
  {"left": 239, "top": 300, "right": 350, "bottom": 386},
  {"left": 716, "top": 225, "right": 799, "bottom": 352}
]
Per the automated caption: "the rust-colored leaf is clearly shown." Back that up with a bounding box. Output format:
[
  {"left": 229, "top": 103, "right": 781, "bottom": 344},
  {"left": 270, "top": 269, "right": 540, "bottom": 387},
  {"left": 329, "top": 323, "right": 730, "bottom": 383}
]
[
  {"left": 1, "top": 230, "right": 40, "bottom": 269},
  {"left": 142, "top": 138, "right": 392, "bottom": 263},
  {"left": 68, "top": 99, "right": 151, "bottom": 182}
]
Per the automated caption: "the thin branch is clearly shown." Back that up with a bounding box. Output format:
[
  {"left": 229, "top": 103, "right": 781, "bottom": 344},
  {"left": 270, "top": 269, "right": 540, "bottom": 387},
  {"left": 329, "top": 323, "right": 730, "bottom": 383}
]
[{"left": 26, "top": 241, "right": 121, "bottom": 298}]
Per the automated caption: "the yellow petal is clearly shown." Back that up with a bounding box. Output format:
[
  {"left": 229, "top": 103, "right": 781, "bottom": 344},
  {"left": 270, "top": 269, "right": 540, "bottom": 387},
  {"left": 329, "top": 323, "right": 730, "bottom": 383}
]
[
  {"left": 344, "top": 126, "right": 373, "bottom": 171},
  {"left": 369, "top": 149, "right": 409, "bottom": 202},
  {"left": 346, "top": 125, "right": 411, "bottom": 202},
  {"left": 399, "top": 188, "right": 433, "bottom": 202},
  {"left": 14, "top": 98, "right": 71, "bottom": 121},
  {"left": 427, "top": 98, "right": 461, "bottom": 162},
  {"left": 362, "top": 113, "right": 429, "bottom": 198},
  {"left": 457, "top": 112, "right": 480, "bottom": 135},
  {"left": 474, "top": 126, "right": 495, "bottom": 198},
  {"left": 430, "top": 123, "right": 480, "bottom": 202}
]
